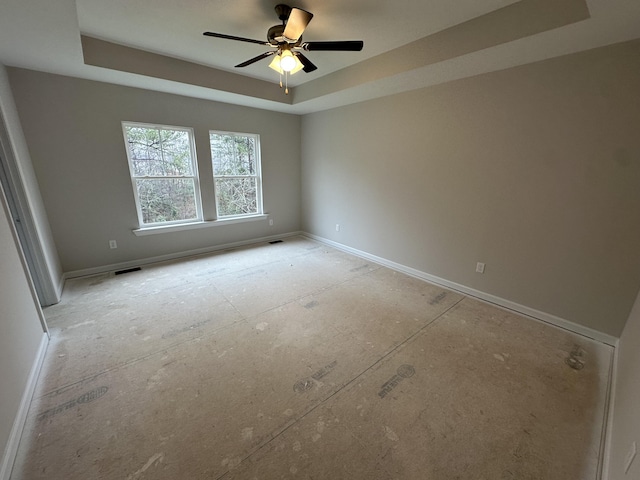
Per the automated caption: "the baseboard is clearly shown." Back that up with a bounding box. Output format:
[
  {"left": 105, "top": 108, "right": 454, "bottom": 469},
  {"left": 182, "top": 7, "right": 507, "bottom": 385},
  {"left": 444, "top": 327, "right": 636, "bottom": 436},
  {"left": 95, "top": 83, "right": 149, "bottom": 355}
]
[
  {"left": 0, "top": 332, "right": 49, "bottom": 480},
  {"left": 63, "top": 231, "right": 303, "bottom": 280},
  {"left": 54, "top": 272, "right": 64, "bottom": 301},
  {"left": 600, "top": 340, "right": 619, "bottom": 480},
  {"left": 65, "top": 230, "right": 617, "bottom": 345},
  {"left": 303, "top": 232, "right": 618, "bottom": 346}
]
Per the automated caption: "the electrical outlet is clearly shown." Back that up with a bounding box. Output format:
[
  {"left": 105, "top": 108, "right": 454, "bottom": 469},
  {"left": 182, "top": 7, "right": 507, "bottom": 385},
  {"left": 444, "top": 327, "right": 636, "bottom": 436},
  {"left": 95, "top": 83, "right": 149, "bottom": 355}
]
[
  {"left": 625, "top": 441, "right": 637, "bottom": 474},
  {"left": 336, "top": 224, "right": 340, "bottom": 232},
  {"left": 476, "top": 262, "right": 485, "bottom": 273},
  {"left": 109, "top": 240, "right": 117, "bottom": 249},
  {"left": 269, "top": 219, "right": 273, "bottom": 226}
]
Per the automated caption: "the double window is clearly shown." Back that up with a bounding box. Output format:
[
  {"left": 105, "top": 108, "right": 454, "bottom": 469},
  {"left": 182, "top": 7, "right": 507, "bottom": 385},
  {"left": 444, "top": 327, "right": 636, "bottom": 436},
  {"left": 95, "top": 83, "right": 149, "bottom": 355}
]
[{"left": 123, "top": 123, "right": 262, "bottom": 228}]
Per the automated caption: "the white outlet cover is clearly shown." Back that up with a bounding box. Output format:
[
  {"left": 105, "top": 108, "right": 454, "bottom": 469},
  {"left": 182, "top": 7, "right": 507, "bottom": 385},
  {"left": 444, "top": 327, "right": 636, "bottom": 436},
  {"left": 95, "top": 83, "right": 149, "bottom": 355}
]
[
  {"left": 476, "top": 262, "right": 485, "bottom": 273},
  {"left": 625, "top": 441, "right": 637, "bottom": 474}
]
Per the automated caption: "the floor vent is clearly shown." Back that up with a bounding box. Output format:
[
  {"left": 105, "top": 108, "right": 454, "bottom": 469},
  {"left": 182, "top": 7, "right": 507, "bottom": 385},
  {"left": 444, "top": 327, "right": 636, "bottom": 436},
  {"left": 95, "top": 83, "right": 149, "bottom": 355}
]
[
  {"left": 114, "top": 267, "right": 142, "bottom": 275},
  {"left": 269, "top": 240, "right": 283, "bottom": 244}
]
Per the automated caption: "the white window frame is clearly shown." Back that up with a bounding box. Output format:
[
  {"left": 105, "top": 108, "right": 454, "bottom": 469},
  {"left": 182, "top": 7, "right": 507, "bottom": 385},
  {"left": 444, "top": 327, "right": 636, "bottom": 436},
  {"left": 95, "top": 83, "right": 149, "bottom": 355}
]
[
  {"left": 122, "top": 122, "right": 203, "bottom": 228},
  {"left": 209, "top": 130, "right": 263, "bottom": 219}
]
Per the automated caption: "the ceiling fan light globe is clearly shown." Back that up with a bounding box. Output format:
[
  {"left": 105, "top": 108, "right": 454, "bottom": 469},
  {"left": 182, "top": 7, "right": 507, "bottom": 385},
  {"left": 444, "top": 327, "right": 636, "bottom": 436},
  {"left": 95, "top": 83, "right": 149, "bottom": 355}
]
[{"left": 280, "top": 50, "right": 297, "bottom": 72}]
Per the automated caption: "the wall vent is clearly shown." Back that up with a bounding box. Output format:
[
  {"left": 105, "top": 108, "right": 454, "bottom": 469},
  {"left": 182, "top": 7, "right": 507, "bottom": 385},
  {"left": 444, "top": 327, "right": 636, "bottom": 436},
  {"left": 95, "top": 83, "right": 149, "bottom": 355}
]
[{"left": 114, "top": 267, "right": 141, "bottom": 275}]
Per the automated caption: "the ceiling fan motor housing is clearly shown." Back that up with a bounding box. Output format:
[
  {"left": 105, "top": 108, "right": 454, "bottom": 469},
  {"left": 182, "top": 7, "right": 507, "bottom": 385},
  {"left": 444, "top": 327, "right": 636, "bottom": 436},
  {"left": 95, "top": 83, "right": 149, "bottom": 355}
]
[{"left": 268, "top": 24, "right": 301, "bottom": 46}]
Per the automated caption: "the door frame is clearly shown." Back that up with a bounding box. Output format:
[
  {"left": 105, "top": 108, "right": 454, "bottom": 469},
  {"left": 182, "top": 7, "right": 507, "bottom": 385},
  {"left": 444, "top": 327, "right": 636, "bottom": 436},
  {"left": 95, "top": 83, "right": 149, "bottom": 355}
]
[{"left": 0, "top": 113, "right": 59, "bottom": 312}]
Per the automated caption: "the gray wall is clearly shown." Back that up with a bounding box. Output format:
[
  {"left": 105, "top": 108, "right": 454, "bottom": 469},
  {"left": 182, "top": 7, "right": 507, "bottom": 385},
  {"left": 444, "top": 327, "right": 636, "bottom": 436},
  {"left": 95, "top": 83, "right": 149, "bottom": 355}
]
[
  {"left": 7, "top": 41, "right": 640, "bottom": 336},
  {"left": 301, "top": 39, "right": 640, "bottom": 337},
  {"left": 0, "top": 62, "right": 49, "bottom": 477},
  {"left": 0, "top": 173, "right": 46, "bottom": 477},
  {"left": 0, "top": 65, "right": 63, "bottom": 303},
  {"left": 608, "top": 287, "right": 640, "bottom": 479},
  {"left": 8, "top": 69, "right": 301, "bottom": 273}
]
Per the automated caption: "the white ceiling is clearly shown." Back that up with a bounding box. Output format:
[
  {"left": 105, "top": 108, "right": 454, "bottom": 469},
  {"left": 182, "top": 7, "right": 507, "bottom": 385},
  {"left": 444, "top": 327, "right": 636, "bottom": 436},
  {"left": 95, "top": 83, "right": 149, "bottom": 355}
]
[{"left": 1, "top": 0, "right": 640, "bottom": 114}]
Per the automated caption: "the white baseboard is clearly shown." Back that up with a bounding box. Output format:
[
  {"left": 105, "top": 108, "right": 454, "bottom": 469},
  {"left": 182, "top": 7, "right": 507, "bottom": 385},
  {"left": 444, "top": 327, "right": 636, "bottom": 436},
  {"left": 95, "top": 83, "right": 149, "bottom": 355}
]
[
  {"left": 600, "top": 341, "right": 619, "bottom": 480},
  {"left": 303, "top": 232, "right": 618, "bottom": 347},
  {"left": 63, "top": 231, "right": 303, "bottom": 280},
  {"left": 64, "top": 230, "right": 619, "bottom": 346},
  {"left": 54, "top": 272, "right": 64, "bottom": 301},
  {"left": 0, "top": 332, "right": 49, "bottom": 480},
  {"left": 306, "top": 232, "right": 620, "bottom": 479},
  {"left": 51, "top": 231, "right": 618, "bottom": 480}
]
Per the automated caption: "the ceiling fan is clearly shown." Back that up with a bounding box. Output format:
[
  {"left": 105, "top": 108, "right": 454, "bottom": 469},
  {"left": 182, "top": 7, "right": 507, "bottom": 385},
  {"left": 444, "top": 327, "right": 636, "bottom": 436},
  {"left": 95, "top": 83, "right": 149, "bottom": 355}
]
[{"left": 203, "top": 4, "right": 364, "bottom": 93}]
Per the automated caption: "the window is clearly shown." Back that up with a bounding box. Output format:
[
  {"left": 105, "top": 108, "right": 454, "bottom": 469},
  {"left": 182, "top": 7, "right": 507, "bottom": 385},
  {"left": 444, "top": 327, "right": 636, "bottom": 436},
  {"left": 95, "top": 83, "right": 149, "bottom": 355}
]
[
  {"left": 210, "top": 131, "right": 263, "bottom": 218},
  {"left": 122, "top": 123, "right": 264, "bottom": 232},
  {"left": 123, "top": 123, "right": 202, "bottom": 226}
]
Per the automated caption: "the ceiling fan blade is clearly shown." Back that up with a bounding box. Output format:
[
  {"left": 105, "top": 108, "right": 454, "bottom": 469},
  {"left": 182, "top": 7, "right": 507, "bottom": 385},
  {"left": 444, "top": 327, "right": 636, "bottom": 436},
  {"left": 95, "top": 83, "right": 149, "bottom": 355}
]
[
  {"left": 203, "top": 32, "right": 269, "bottom": 46},
  {"left": 235, "top": 51, "right": 276, "bottom": 68},
  {"left": 283, "top": 8, "right": 313, "bottom": 41},
  {"left": 302, "top": 41, "right": 364, "bottom": 52},
  {"left": 294, "top": 52, "right": 317, "bottom": 73}
]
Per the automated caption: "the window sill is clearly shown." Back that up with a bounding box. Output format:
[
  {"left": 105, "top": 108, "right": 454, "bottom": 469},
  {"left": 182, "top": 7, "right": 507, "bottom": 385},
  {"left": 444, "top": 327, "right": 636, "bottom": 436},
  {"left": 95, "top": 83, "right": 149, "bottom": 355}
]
[{"left": 132, "top": 214, "right": 269, "bottom": 236}]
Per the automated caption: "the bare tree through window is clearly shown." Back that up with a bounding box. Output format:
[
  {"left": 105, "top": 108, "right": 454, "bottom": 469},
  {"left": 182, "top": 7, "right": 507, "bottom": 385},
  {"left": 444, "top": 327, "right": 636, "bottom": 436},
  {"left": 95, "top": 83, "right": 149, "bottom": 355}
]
[
  {"left": 123, "top": 124, "right": 201, "bottom": 225},
  {"left": 210, "top": 132, "right": 262, "bottom": 217}
]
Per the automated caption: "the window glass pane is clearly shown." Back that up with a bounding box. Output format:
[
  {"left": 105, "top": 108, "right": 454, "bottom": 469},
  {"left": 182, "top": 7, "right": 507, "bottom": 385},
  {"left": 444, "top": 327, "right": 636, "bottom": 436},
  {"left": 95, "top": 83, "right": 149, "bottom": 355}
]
[
  {"left": 126, "top": 126, "right": 163, "bottom": 176},
  {"left": 215, "top": 178, "right": 257, "bottom": 217},
  {"left": 159, "top": 129, "right": 193, "bottom": 176},
  {"left": 232, "top": 135, "right": 256, "bottom": 175},
  {"left": 136, "top": 178, "right": 197, "bottom": 224},
  {"left": 210, "top": 133, "right": 257, "bottom": 176},
  {"left": 210, "top": 133, "right": 233, "bottom": 175},
  {"left": 126, "top": 126, "right": 193, "bottom": 177}
]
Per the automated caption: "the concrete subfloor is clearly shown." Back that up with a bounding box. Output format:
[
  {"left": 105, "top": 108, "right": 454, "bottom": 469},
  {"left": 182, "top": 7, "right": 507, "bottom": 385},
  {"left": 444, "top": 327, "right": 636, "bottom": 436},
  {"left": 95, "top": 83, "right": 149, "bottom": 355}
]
[{"left": 11, "top": 236, "right": 612, "bottom": 479}]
